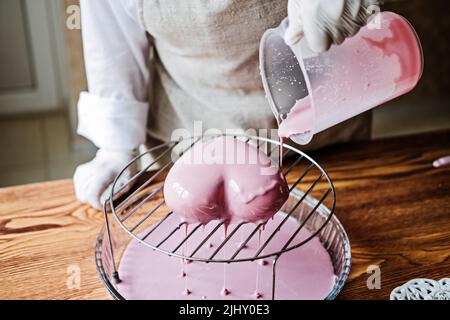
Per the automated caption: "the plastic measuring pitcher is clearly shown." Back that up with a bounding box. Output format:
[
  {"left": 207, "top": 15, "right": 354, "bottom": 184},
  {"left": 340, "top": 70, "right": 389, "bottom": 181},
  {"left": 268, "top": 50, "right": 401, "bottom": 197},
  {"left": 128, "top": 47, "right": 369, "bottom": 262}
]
[{"left": 260, "top": 12, "right": 423, "bottom": 144}]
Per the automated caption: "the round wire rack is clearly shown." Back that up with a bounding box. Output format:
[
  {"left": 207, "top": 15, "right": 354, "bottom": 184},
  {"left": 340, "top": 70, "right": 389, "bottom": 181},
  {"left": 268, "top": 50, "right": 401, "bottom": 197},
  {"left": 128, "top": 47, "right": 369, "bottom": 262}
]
[
  {"left": 109, "top": 134, "right": 335, "bottom": 263},
  {"left": 97, "top": 134, "right": 348, "bottom": 299}
]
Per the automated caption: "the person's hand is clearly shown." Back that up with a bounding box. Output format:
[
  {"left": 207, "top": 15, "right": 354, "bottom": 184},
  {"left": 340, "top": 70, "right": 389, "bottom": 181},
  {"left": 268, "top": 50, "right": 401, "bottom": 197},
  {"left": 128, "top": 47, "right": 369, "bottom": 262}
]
[
  {"left": 74, "top": 149, "right": 137, "bottom": 210},
  {"left": 285, "top": 0, "right": 380, "bottom": 53}
]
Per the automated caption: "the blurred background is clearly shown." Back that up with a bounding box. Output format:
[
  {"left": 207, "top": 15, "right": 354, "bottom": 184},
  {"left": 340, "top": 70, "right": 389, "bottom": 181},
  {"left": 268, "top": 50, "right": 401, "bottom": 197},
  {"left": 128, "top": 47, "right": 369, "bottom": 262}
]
[{"left": 0, "top": 0, "right": 449, "bottom": 187}]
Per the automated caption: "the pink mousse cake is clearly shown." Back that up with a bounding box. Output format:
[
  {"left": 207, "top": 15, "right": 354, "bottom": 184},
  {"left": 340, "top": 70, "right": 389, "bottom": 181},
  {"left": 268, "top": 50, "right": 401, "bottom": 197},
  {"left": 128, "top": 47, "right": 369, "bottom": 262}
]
[{"left": 163, "top": 136, "right": 289, "bottom": 225}]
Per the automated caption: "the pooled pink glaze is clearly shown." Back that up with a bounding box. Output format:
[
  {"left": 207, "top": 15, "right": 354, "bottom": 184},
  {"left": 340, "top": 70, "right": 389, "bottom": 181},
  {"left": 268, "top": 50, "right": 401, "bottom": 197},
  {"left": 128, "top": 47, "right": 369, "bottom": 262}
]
[
  {"left": 164, "top": 137, "right": 289, "bottom": 224},
  {"left": 117, "top": 213, "right": 337, "bottom": 300}
]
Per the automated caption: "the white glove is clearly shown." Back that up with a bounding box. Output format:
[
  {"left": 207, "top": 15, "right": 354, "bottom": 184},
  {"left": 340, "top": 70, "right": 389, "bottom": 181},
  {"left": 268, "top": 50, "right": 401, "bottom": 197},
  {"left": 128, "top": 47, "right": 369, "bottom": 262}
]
[
  {"left": 74, "top": 149, "right": 137, "bottom": 210},
  {"left": 285, "top": 0, "right": 380, "bottom": 53}
]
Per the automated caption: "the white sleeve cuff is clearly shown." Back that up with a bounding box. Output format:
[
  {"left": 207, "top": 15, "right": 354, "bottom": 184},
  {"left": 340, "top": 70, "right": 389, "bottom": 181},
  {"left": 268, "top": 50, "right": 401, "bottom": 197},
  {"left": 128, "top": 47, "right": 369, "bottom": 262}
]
[{"left": 77, "top": 92, "right": 149, "bottom": 150}]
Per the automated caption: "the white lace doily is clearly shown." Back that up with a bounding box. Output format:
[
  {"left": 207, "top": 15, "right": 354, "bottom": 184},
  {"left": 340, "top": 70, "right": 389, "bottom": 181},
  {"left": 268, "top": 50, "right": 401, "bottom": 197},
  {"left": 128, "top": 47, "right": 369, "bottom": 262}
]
[{"left": 391, "top": 278, "right": 450, "bottom": 300}]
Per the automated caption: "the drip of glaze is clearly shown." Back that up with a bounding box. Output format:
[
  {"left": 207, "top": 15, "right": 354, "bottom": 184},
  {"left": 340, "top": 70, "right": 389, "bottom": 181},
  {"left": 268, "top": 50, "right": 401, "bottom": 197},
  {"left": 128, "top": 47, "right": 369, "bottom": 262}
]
[
  {"left": 222, "top": 224, "right": 229, "bottom": 297},
  {"left": 278, "top": 97, "right": 314, "bottom": 144},
  {"left": 237, "top": 241, "right": 248, "bottom": 249},
  {"left": 221, "top": 288, "right": 231, "bottom": 296},
  {"left": 258, "top": 260, "right": 269, "bottom": 266},
  {"left": 279, "top": 137, "right": 284, "bottom": 169},
  {"left": 183, "top": 288, "right": 192, "bottom": 296},
  {"left": 253, "top": 291, "right": 263, "bottom": 299},
  {"left": 254, "top": 229, "right": 263, "bottom": 299},
  {"left": 237, "top": 228, "right": 248, "bottom": 249},
  {"left": 182, "top": 224, "right": 190, "bottom": 294}
]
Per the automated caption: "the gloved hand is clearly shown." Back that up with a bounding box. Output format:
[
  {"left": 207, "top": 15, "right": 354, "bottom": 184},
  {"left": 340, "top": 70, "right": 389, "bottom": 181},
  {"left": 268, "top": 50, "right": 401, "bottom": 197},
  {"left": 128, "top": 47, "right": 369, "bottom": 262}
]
[
  {"left": 285, "top": 0, "right": 380, "bottom": 53},
  {"left": 74, "top": 149, "right": 137, "bottom": 210}
]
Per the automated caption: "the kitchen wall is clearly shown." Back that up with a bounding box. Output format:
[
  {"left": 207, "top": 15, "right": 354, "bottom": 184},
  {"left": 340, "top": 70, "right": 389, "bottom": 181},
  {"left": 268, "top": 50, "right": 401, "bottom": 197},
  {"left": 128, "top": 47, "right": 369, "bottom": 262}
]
[
  {"left": 0, "top": 0, "right": 69, "bottom": 114},
  {"left": 0, "top": 0, "right": 95, "bottom": 187}
]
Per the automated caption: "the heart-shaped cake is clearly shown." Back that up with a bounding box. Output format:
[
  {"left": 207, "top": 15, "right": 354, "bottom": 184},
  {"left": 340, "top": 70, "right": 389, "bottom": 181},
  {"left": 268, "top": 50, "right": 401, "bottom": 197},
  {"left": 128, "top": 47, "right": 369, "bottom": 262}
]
[{"left": 163, "top": 137, "right": 289, "bottom": 225}]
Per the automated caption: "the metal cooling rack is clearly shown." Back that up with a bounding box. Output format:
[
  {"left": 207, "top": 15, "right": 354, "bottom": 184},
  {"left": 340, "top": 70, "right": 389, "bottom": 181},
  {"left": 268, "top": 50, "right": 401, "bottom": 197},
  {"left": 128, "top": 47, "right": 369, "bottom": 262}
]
[{"left": 102, "top": 134, "right": 336, "bottom": 290}]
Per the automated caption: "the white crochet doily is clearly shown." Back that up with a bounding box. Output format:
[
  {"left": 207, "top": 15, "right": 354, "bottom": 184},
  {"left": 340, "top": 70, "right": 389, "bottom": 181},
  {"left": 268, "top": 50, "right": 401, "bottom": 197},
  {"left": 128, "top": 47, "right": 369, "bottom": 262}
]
[{"left": 391, "top": 278, "right": 450, "bottom": 300}]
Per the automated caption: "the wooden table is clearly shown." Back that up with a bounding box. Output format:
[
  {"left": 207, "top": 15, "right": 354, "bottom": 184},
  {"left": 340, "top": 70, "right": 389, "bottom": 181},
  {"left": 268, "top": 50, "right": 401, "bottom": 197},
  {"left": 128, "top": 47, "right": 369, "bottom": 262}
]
[{"left": 1, "top": 131, "right": 449, "bottom": 300}]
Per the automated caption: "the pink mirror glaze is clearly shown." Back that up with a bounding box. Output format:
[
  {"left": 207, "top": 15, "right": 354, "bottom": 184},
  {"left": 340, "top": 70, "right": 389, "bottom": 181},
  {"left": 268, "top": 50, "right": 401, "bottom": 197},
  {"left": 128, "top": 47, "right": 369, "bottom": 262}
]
[
  {"left": 163, "top": 137, "right": 289, "bottom": 225},
  {"left": 278, "top": 96, "right": 314, "bottom": 142}
]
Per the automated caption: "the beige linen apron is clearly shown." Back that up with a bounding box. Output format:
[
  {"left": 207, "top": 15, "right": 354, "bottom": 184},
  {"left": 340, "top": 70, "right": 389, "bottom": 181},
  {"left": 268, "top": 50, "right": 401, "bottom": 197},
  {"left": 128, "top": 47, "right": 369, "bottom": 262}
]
[{"left": 138, "top": 0, "right": 371, "bottom": 151}]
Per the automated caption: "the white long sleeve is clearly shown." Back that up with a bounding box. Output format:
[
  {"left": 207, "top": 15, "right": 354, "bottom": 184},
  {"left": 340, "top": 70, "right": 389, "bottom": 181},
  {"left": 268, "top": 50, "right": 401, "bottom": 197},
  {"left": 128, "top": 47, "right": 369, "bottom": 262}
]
[{"left": 78, "top": 0, "right": 150, "bottom": 151}]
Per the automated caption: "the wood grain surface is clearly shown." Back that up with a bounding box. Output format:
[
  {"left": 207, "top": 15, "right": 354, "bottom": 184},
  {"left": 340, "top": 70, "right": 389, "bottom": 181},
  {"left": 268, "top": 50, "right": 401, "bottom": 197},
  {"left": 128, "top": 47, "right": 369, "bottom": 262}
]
[{"left": 0, "top": 131, "right": 449, "bottom": 300}]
